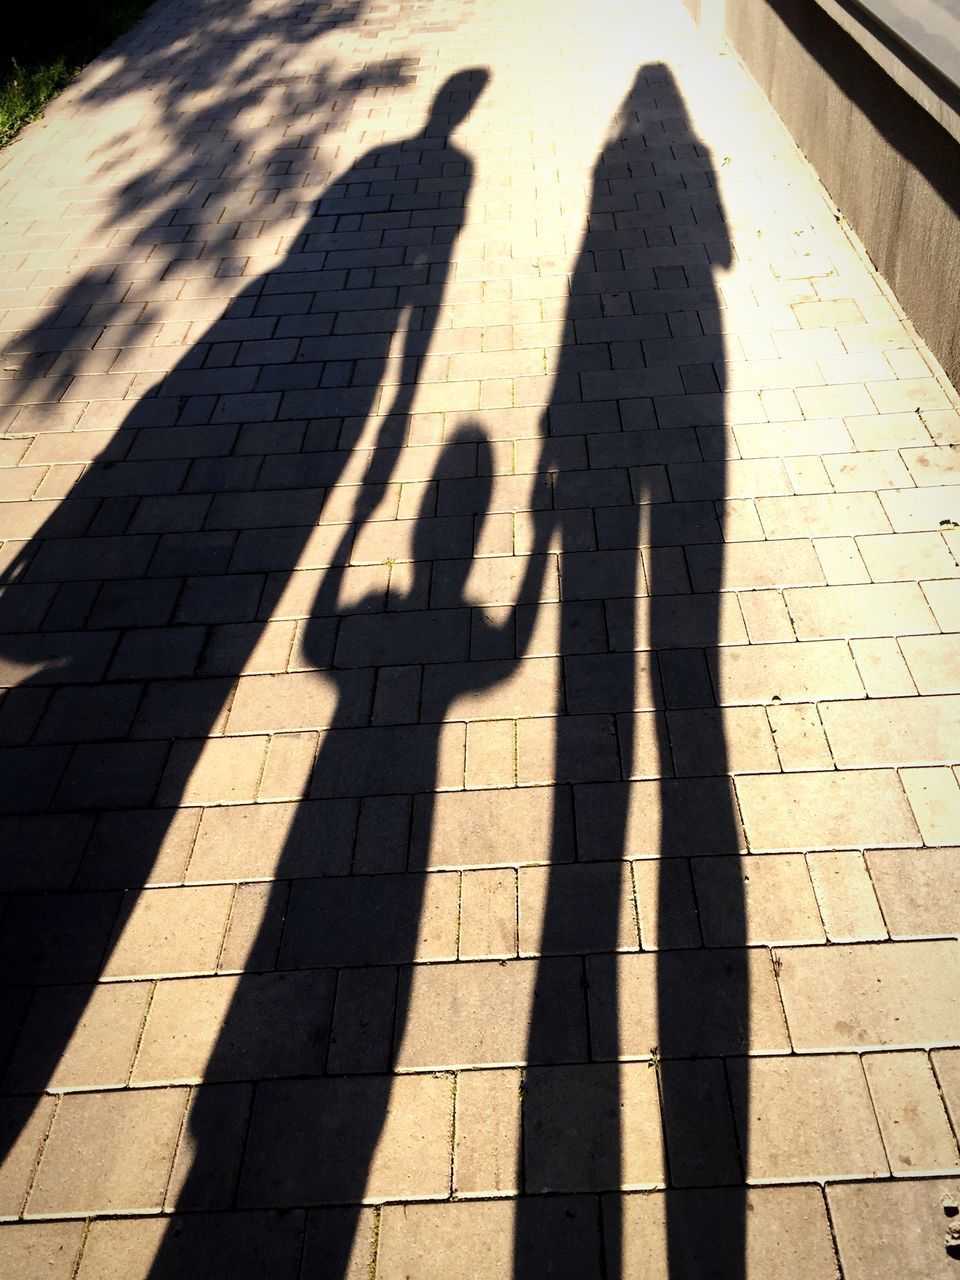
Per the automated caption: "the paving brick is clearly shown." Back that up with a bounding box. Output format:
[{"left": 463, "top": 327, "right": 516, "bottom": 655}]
[
  {"left": 776, "top": 940, "right": 960, "bottom": 1049},
  {"left": 239, "top": 1074, "right": 453, "bottom": 1207},
  {"left": 0, "top": 1095, "right": 54, "bottom": 1215},
  {"left": 218, "top": 881, "right": 287, "bottom": 972},
  {"left": 899, "top": 634, "right": 960, "bottom": 695},
  {"left": 667, "top": 705, "right": 779, "bottom": 775},
  {"left": 0, "top": 1222, "right": 84, "bottom": 1278},
  {"left": 588, "top": 950, "right": 788, "bottom": 1059},
  {"left": 3, "top": 981, "right": 150, "bottom": 1092},
  {"left": 767, "top": 701, "right": 833, "bottom": 770},
  {"left": 160, "top": 735, "right": 268, "bottom": 807},
  {"left": 756, "top": 492, "right": 889, "bottom": 539},
  {"left": 519, "top": 862, "right": 637, "bottom": 955},
  {"left": 158, "top": 1081, "right": 253, "bottom": 1213},
  {"left": 858, "top": 531, "right": 960, "bottom": 582},
  {"left": 828, "top": 1177, "right": 960, "bottom": 1280},
  {"left": 396, "top": 957, "right": 586, "bottom": 1070},
  {"left": 518, "top": 712, "right": 621, "bottom": 783},
  {"left": 850, "top": 636, "right": 918, "bottom": 695},
  {"left": 900, "top": 766, "right": 960, "bottom": 845},
  {"left": 524, "top": 1062, "right": 664, "bottom": 1192},
  {"left": 327, "top": 967, "right": 396, "bottom": 1075},
  {"left": 863, "top": 1051, "right": 959, "bottom": 1175},
  {"left": 28, "top": 1088, "right": 185, "bottom": 1215},
  {"left": 465, "top": 719, "right": 515, "bottom": 789},
  {"left": 865, "top": 847, "right": 960, "bottom": 938},
  {"left": 378, "top": 1197, "right": 602, "bottom": 1280},
  {"left": 737, "top": 769, "right": 919, "bottom": 851},
  {"left": 616, "top": 1185, "right": 839, "bottom": 1280},
  {"left": 785, "top": 582, "right": 938, "bottom": 639},
  {"left": 709, "top": 639, "right": 862, "bottom": 704},
  {"left": 693, "top": 853, "right": 824, "bottom": 945},
  {"left": 807, "top": 849, "right": 886, "bottom": 941},
  {"left": 453, "top": 1068, "right": 521, "bottom": 1196},
  {"left": 728, "top": 1052, "right": 886, "bottom": 1181},
  {"left": 77, "top": 1211, "right": 305, "bottom": 1280},
  {"left": 459, "top": 868, "right": 516, "bottom": 959},
  {"left": 257, "top": 731, "right": 316, "bottom": 801},
  {"left": 133, "top": 970, "right": 335, "bottom": 1084},
  {"left": 415, "top": 785, "right": 571, "bottom": 868},
  {"left": 188, "top": 799, "right": 355, "bottom": 881},
  {"left": 922, "top": 579, "right": 960, "bottom": 630},
  {"left": 813, "top": 535, "right": 870, "bottom": 584},
  {"left": 822, "top": 694, "right": 960, "bottom": 767},
  {"left": 282, "top": 871, "right": 458, "bottom": 968},
  {"left": 104, "top": 884, "right": 233, "bottom": 979}
]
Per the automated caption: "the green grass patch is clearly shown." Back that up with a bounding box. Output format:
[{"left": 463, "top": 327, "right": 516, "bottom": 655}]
[{"left": 2, "top": 2, "right": 153, "bottom": 147}]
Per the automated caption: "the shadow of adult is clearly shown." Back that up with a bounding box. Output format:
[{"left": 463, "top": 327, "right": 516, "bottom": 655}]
[
  {"left": 514, "top": 64, "right": 749, "bottom": 1280},
  {"left": 0, "top": 68, "right": 489, "bottom": 1190}
]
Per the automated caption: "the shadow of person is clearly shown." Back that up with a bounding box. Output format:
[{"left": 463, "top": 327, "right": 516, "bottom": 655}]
[
  {"left": 513, "top": 64, "right": 749, "bottom": 1280},
  {"left": 0, "top": 67, "right": 488, "bottom": 1193},
  {"left": 150, "top": 421, "right": 551, "bottom": 1276}
]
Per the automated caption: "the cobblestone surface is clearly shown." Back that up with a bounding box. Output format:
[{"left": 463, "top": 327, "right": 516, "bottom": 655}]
[{"left": 0, "top": 0, "right": 958, "bottom": 1274}]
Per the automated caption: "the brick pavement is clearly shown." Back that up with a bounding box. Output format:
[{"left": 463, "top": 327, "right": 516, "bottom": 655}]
[{"left": 0, "top": 0, "right": 958, "bottom": 1275}]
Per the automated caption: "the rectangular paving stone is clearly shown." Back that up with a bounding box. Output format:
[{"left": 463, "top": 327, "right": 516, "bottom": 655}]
[
  {"left": 692, "top": 853, "right": 824, "bottom": 946},
  {"left": 0, "top": 1222, "right": 84, "bottom": 1280},
  {"left": 899, "top": 634, "right": 960, "bottom": 694},
  {"left": 518, "top": 862, "right": 638, "bottom": 955},
  {"left": 3, "top": 981, "right": 150, "bottom": 1092},
  {"left": 828, "top": 1177, "right": 960, "bottom": 1280},
  {"left": 785, "top": 583, "right": 938, "bottom": 639},
  {"left": 459, "top": 868, "right": 517, "bottom": 959},
  {"left": 615, "top": 1185, "right": 839, "bottom": 1280},
  {"left": 453, "top": 1067, "right": 521, "bottom": 1196},
  {"left": 864, "top": 847, "right": 960, "bottom": 938},
  {"left": 588, "top": 950, "right": 788, "bottom": 1060},
  {"left": 28, "top": 1087, "right": 186, "bottom": 1216},
  {"left": 0, "top": 890, "right": 120, "bottom": 985},
  {"left": 420, "top": 655, "right": 559, "bottom": 722},
  {"left": 0, "top": 1095, "right": 55, "bottom": 1216},
  {"left": 806, "top": 849, "right": 887, "bottom": 941},
  {"left": 776, "top": 940, "right": 960, "bottom": 1049},
  {"left": 239, "top": 1074, "right": 452, "bottom": 1207},
  {"left": 327, "top": 967, "right": 396, "bottom": 1075},
  {"left": 396, "top": 957, "right": 586, "bottom": 1070},
  {"left": 729, "top": 1054, "right": 887, "bottom": 1181},
  {"left": 416, "top": 785, "right": 573, "bottom": 868},
  {"left": 863, "top": 1051, "right": 960, "bottom": 1175},
  {"left": 77, "top": 1211, "right": 305, "bottom": 1280},
  {"left": 524, "top": 1061, "right": 664, "bottom": 1193},
  {"left": 335, "top": 608, "right": 469, "bottom": 667},
  {"left": 164, "top": 1081, "right": 255, "bottom": 1212},
  {"left": 281, "top": 872, "right": 458, "bottom": 968},
  {"left": 133, "top": 970, "right": 336, "bottom": 1084},
  {"left": 737, "top": 769, "right": 919, "bottom": 851},
  {"left": 104, "top": 884, "right": 233, "bottom": 979},
  {"left": 576, "top": 778, "right": 746, "bottom": 859},
  {"left": 188, "top": 799, "right": 356, "bottom": 881},
  {"left": 308, "top": 723, "right": 465, "bottom": 797},
  {"left": 821, "top": 695, "right": 960, "bottom": 767},
  {"left": 378, "top": 1197, "right": 603, "bottom": 1280},
  {"left": 708, "top": 639, "right": 864, "bottom": 704},
  {"left": 227, "top": 670, "right": 371, "bottom": 734}
]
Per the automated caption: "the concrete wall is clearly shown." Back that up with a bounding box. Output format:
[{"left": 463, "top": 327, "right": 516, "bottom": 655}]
[{"left": 689, "top": 0, "right": 960, "bottom": 388}]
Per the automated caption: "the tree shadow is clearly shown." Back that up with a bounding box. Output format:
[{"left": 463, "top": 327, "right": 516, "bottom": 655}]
[
  {"left": 514, "top": 63, "right": 748, "bottom": 1280},
  {"left": 0, "top": 64, "right": 490, "bottom": 1205}
]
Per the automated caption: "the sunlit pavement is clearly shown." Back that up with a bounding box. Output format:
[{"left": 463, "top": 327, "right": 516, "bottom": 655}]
[{"left": 0, "top": 0, "right": 959, "bottom": 1276}]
